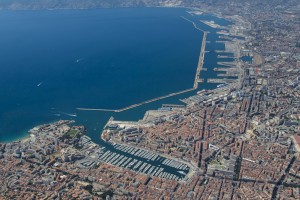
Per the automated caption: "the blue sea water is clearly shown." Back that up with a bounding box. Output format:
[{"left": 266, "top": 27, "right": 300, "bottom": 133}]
[{"left": 0, "top": 8, "right": 231, "bottom": 143}]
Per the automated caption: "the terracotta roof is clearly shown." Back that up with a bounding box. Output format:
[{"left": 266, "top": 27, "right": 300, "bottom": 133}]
[{"left": 293, "top": 135, "right": 300, "bottom": 146}]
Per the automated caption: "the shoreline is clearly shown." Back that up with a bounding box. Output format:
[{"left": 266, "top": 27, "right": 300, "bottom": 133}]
[
  {"left": 1, "top": 2, "right": 298, "bottom": 199},
  {"left": 0, "top": 132, "right": 29, "bottom": 144},
  {"left": 97, "top": 10, "right": 251, "bottom": 181},
  {"left": 0, "top": 4, "right": 268, "bottom": 186},
  {"left": 0, "top": 6, "right": 259, "bottom": 147}
]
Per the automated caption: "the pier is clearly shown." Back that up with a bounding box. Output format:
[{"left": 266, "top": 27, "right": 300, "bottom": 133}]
[
  {"left": 217, "top": 61, "right": 236, "bottom": 67},
  {"left": 207, "top": 78, "right": 237, "bottom": 84},
  {"left": 115, "top": 88, "right": 195, "bottom": 112},
  {"left": 77, "top": 108, "right": 116, "bottom": 112},
  {"left": 181, "top": 16, "right": 210, "bottom": 33},
  {"left": 77, "top": 88, "right": 195, "bottom": 113},
  {"left": 77, "top": 20, "right": 208, "bottom": 113},
  {"left": 214, "top": 67, "right": 239, "bottom": 77},
  {"left": 193, "top": 31, "right": 207, "bottom": 89}
]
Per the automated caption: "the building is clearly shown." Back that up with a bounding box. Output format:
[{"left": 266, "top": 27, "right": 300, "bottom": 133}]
[{"left": 291, "top": 135, "right": 300, "bottom": 152}]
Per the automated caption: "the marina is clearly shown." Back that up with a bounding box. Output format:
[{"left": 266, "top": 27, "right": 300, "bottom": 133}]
[
  {"left": 74, "top": 14, "right": 239, "bottom": 183},
  {"left": 78, "top": 136, "right": 190, "bottom": 181}
]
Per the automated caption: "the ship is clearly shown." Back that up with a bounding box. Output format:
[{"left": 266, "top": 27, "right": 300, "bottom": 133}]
[{"left": 217, "top": 84, "right": 227, "bottom": 88}]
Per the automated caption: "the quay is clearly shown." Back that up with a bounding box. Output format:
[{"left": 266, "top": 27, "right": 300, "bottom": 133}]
[
  {"left": 217, "top": 73, "right": 239, "bottom": 77},
  {"left": 217, "top": 61, "right": 236, "bottom": 67},
  {"left": 217, "top": 55, "right": 236, "bottom": 59},
  {"left": 215, "top": 50, "right": 232, "bottom": 54},
  {"left": 207, "top": 78, "right": 237, "bottom": 84},
  {"left": 161, "top": 104, "right": 185, "bottom": 109},
  {"left": 213, "top": 67, "right": 237, "bottom": 72}
]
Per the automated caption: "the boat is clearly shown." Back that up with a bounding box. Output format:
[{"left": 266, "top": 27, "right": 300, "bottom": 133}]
[
  {"left": 178, "top": 171, "right": 186, "bottom": 175},
  {"left": 217, "top": 84, "right": 227, "bottom": 88}
]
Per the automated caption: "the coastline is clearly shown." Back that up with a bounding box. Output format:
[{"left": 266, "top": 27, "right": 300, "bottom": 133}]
[
  {"left": 0, "top": 7, "right": 202, "bottom": 142},
  {"left": 1, "top": 131, "right": 29, "bottom": 144},
  {"left": 1, "top": 6, "right": 254, "bottom": 147},
  {"left": 0, "top": 7, "right": 245, "bottom": 179},
  {"left": 95, "top": 8, "right": 253, "bottom": 180},
  {"left": 1, "top": 2, "right": 299, "bottom": 199},
  {"left": 0, "top": 3, "right": 271, "bottom": 190}
]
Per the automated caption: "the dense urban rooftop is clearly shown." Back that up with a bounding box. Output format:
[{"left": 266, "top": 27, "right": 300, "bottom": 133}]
[{"left": 0, "top": 1, "right": 299, "bottom": 199}]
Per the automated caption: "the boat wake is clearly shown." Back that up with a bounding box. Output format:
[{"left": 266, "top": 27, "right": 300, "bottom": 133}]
[
  {"left": 76, "top": 58, "right": 83, "bottom": 63},
  {"left": 61, "top": 112, "right": 77, "bottom": 117}
]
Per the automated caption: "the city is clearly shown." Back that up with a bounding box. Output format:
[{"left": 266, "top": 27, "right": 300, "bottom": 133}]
[{"left": 0, "top": 0, "right": 299, "bottom": 199}]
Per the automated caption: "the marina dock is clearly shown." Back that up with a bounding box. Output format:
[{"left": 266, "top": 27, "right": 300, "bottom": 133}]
[{"left": 78, "top": 136, "right": 191, "bottom": 181}]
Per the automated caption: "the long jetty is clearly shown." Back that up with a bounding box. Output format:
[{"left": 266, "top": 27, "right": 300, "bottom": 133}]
[
  {"left": 194, "top": 31, "right": 207, "bottom": 89},
  {"left": 77, "top": 21, "right": 208, "bottom": 113},
  {"left": 116, "top": 88, "right": 195, "bottom": 112},
  {"left": 77, "top": 88, "right": 195, "bottom": 113}
]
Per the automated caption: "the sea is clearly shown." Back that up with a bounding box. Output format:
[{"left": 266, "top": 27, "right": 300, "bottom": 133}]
[{"left": 0, "top": 8, "right": 232, "bottom": 143}]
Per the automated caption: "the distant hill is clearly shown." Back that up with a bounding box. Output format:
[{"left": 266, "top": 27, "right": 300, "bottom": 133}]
[
  {"left": 0, "top": 0, "right": 183, "bottom": 10},
  {"left": 0, "top": 0, "right": 296, "bottom": 10}
]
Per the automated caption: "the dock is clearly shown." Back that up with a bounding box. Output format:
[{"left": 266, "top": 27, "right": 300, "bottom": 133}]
[
  {"left": 217, "top": 61, "right": 236, "bottom": 67},
  {"left": 214, "top": 67, "right": 239, "bottom": 77},
  {"left": 217, "top": 55, "right": 236, "bottom": 59},
  {"left": 215, "top": 50, "right": 232, "bottom": 54},
  {"left": 217, "top": 73, "right": 238, "bottom": 77},
  {"left": 207, "top": 78, "right": 237, "bottom": 84},
  {"left": 213, "top": 67, "right": 237, "bottom": 72}
]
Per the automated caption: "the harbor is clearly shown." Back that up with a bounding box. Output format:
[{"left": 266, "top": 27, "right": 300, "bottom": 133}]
[
  {"left": 77, "top": 26, "right": 208, "bottom": 113},
  {"left": 75, "top": 17, "right": 243, "bottom": 184},
  {"left": 77, "top": 135, "right": 191, "bottom": 181}
]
